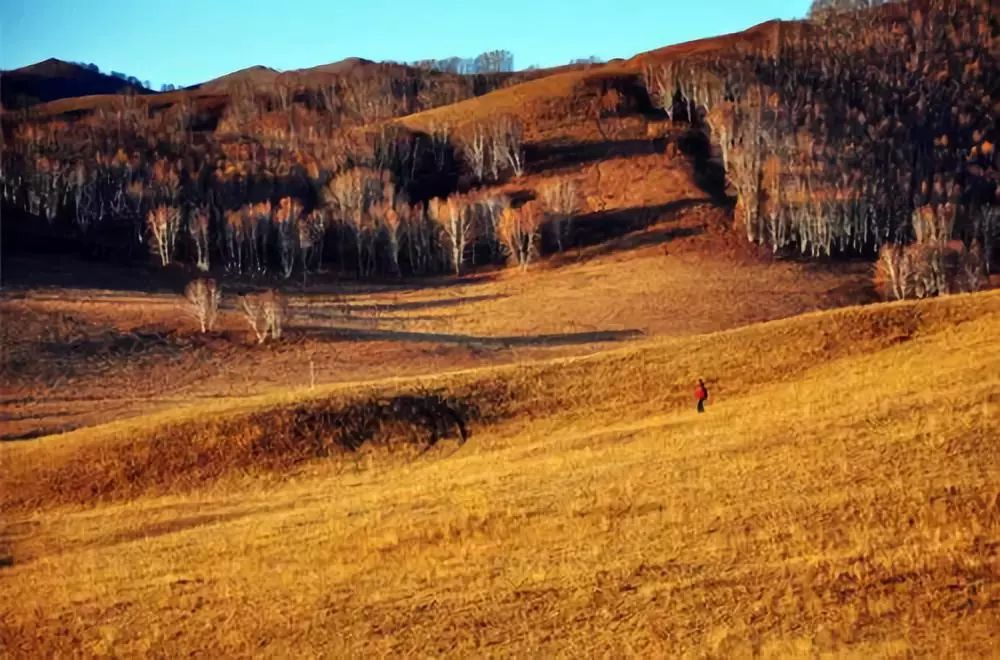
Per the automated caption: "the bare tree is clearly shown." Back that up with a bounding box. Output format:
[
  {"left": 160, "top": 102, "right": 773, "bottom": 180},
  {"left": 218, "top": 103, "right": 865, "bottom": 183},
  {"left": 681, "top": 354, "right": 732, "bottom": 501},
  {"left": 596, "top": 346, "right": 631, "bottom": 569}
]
[
  {"left": 378, "top": 203, "right": 404, "bottom": 277},
  {"left": 472, "top": 194, "right": 510, "bottom": 262},
  {"left": 957, "top": 242, "right": 988, "bottom": 293},
  {"left": 70, "top": 161, "right": 100, "bottom": 232},
  {"left": 458, "top": 122, "right": 488, "bottom": 182},
  {"left": 189, "top": 206, "right": 211, "bottom": 272},
  {"left": 429, "top": 194, "right": 474, "bottom": 275},
  {"left": 876, "top": 243, "right": 911, "bottom": 300},
  {"left": 490, "top": 115, "right": 525, "bottom": 178},
  {"left": 184, "top": 278, "right": 221, "bottom": 332},
  {"left": 539, "top": 179, "right": 579, "bottom": 252},
  {"left": 403, "top": 202, "right": 432, "bottom": 275},
  {"left": 643, "top": 62, "right": 681, "bottom": 121},
  {"left": 498, "top": 202, "right": 542, "bottom": 271},
  {"left": 240, "top": 290, "right": 288, "bottom": 343},
  {"left": 147, "top": 204, "right": 181, "bottom": 266},
  {"left": 297, "top": 209, "right": 327, "bottom": 275},
  {"left": 274, "top": 197, "right": 303, "bottom": 278},
  {"left": 326, "top": 168, "right": 371, "bottom": 277},
  {"left": 428, "top": 120, "right": 452, "bottom": 173}
]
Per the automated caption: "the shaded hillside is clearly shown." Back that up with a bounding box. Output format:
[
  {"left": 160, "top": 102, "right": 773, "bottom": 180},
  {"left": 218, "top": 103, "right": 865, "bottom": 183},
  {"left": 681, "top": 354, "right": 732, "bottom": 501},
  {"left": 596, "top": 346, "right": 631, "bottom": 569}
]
[{"left": 0, "top": 58, "right": 147, "bottom": 109}]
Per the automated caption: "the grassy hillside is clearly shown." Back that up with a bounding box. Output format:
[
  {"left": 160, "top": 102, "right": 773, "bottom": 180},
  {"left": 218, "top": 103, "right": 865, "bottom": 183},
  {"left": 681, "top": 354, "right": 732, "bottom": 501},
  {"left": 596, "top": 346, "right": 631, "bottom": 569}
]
[
  {"left": 1, "top": 232, "right": 869, "bottom": 441},
  {"left": 2, "top": 290, "right": 997, "bottom": 655}
]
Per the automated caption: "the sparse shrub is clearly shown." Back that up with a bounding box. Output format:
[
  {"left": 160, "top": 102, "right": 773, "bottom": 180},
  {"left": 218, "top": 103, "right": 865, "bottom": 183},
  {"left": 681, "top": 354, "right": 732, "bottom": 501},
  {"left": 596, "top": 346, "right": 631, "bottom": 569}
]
[
  {"left": 184, "top": 278, "right": 221, "bottom": 333},
  {"left": 240, "top": 289, "right": 288, "bottom": 343}
]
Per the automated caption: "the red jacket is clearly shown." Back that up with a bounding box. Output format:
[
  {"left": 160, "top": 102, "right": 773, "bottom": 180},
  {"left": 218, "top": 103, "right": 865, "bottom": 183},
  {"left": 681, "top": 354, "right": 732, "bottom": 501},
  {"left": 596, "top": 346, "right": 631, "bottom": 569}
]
[{"left": 695, "top": 385, "right": 708, "bottom": 401}]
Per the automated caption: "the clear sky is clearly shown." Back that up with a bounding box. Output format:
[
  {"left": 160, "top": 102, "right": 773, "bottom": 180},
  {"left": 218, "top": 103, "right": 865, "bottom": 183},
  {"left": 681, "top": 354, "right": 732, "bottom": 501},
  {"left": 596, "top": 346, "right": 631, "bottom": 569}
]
[{"left": 1, "top": 0, "right": 811, "bottom": 88}]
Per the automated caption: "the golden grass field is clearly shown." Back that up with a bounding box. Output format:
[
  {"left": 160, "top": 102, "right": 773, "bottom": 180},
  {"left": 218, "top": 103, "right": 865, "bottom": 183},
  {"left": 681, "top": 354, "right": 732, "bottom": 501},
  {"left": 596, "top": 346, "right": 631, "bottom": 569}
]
[{"left": 2, "top": 289, "right": 998, "bottom": 656}]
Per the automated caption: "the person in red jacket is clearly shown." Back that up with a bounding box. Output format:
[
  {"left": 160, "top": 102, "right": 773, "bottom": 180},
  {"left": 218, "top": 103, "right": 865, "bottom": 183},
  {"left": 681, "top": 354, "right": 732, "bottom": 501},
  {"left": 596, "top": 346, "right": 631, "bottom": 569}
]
[{"left": 695, "top": 379, "right": 709, "bottom": 413}]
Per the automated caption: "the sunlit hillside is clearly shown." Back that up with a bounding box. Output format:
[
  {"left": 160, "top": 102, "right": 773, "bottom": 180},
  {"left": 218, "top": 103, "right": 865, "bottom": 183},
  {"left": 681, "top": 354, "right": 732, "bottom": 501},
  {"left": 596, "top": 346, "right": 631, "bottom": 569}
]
[
  {"left": 1, "top": 0, "right": 997, "bottom": 655},
  {"left": 2, "top": 290, "right": 997, "bottom": 655}
]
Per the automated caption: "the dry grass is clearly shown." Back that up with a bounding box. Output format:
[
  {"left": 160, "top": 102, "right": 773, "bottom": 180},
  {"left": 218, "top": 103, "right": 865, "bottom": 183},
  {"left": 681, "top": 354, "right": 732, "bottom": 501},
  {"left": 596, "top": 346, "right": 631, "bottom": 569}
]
[
  {"left": 1, "top": 216, "right": 869, "bottom": 441},
  {"left": 2, "top": 290, "right": 998, "bottom": 656}
]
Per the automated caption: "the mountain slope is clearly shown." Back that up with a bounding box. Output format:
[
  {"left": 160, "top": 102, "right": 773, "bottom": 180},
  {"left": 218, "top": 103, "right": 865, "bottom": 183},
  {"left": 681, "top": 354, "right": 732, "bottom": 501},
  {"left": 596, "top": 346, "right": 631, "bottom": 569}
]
[
  {"left": 0, "top": 58, "right": 147, "bottom": 108},
  {"left": 1, "top": 290, "right": 998, "bottom": 655}
]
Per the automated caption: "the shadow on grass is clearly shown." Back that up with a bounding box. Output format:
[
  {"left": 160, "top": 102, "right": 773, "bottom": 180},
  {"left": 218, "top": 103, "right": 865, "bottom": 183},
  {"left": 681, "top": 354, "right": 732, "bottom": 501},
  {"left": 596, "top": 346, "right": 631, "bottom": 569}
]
[
  {"left": 300, "top": 326, "right": 644, "bottom": 348},
  {"left": 526, "top": 138, "right": 667, "bottom": 175}
]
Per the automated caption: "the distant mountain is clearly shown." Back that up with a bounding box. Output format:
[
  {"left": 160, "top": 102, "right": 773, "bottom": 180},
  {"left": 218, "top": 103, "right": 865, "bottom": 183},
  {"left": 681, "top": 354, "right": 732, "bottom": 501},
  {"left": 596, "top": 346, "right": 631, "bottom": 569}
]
[
  {"left": 193, "top": 65, "right": 281, "bottom": 91},
  {"left": 0, "top": 58, "right": 147, "bottom": 109}
]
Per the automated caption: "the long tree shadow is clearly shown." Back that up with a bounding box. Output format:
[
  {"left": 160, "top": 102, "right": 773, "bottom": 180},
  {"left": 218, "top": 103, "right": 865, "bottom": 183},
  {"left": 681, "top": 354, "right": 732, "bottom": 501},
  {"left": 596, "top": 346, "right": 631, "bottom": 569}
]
[
  {"left": 526, "top": 138, "right": 667, "bottom": 175},
  {"left": 300, "top": 326, "right": 643, "bottom": 348},
  {"left": 295, "top": 294, "right": 508, "bottom": 314},
  {"left": 560, "top": 198, "right": 711, "bottom": 251}
]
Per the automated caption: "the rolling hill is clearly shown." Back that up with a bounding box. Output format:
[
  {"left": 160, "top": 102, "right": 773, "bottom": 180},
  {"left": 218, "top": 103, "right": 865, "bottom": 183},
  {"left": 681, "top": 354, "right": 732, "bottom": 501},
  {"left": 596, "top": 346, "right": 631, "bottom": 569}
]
[
  {"left": 0, "top": 2, "right": 997, "bottom": 654},
  {"left": 0, "top": 58, "right": 147, "bottom": 109},
  {"left": 2, "top": 290, "right": 997, "bottom": 654}
]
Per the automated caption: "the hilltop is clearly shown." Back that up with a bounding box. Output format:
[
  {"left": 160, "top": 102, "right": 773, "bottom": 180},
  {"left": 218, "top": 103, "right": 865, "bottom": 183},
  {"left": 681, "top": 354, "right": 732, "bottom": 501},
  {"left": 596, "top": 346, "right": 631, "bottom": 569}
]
[{"left": 0, "top": 58, "right": 148, "bottom": 109}]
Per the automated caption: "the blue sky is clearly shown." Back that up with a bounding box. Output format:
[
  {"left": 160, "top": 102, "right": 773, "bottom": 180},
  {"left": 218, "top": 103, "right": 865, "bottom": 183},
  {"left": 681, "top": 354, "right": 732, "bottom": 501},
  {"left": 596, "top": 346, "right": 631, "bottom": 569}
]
[{"left": 1, "top": 0, "right": 811, "bottom": 88}]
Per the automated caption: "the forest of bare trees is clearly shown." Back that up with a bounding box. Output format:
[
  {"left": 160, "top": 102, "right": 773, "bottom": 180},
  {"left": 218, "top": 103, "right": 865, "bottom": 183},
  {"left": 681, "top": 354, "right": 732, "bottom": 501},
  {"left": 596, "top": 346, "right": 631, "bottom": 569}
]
[
  {"left": 2, "top": 0, "right": 995, "bottom": 297},
  {"left": 1, "top": 85, "right": 540, "bottom": 280},
  {"left": 643, "top": 0, "right": 997, "bottom": 297}
]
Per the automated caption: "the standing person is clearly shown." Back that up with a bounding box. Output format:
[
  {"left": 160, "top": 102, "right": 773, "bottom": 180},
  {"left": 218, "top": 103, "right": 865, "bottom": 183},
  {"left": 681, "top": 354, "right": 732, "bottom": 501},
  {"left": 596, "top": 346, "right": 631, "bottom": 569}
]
[{"left": 695, "top": 379, "right": 709, "bottom": 413}]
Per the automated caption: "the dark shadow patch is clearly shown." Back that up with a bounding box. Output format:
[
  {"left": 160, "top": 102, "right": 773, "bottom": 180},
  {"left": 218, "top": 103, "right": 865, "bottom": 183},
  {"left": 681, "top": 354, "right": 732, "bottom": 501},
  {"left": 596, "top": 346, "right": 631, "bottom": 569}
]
[
  {"left": 300, "top": 327, "right": 643, "bottom": 348},
  {"left": 297, "top": 293, "right": 508, "bottom": 314},
  {"left": 563, "top": 198, "right": 711, "bottom": 252},
  {"left": 677, "top": 129, "right": 730, "bottom": 203},
  {"left": 526, "top": 138, "right": 666, "bottom": 175}
]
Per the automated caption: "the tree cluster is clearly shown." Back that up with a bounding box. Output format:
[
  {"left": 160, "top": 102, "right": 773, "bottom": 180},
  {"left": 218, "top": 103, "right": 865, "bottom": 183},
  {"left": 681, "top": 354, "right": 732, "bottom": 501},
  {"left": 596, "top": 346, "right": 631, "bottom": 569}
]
[
  {"left": 408, "top": 50, "right": 515, "bottom": 75},
  {"left": 3, "top": 88, "right": 570, "bottom": 280},
  {"left": 642, "top": 0, "right": 997, "bottom": 288}
]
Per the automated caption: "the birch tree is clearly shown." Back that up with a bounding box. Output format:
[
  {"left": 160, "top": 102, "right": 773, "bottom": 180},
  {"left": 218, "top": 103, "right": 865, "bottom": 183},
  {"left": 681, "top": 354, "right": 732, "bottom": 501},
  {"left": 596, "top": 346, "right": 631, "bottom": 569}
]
[{"left": 429, "top": 194, "right": 474, "bottom": 275}]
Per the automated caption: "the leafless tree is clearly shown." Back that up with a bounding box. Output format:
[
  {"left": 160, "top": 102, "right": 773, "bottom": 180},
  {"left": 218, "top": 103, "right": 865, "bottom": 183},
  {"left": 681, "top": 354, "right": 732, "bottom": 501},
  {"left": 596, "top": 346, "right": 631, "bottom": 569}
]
[
  {"left": 274, "top": 197, "right": 303, "bottom": 278},
  {"left": 490, "top": 115, "right": 525, "bottom": 178},
  {"left": 957, "top": 242, "right": 988, "bottom": 293},
  {"left": 458, "top": 122, "right": 489, "bottom": 182},
  {"left": 876, "top": 243, "right": 911, "bottom": 300},
  {"left": 429, "top": 194, "right": 474, "bottom": 275},
  {"left": 428, "top": 120, "right": 452, "bottom": 173},
  {"left": 184, "top": 278, "right": 221, "bottom": 332},
  {"left": 539, "top": 179, "right": 579, "bottom": 251},
  {"left": 147, "top": 204, "right": 181, "bottom": 266},
  {"left": 472, "top": 194, "right": 510, "bottom": 262},
  {"left": 240, "top": 289, "right": 288, "bottom": 343},
  {"left": 403, "top": 202, "right": 432, "bottom": 275},
  {"left": 326, "top": 168, "right": 371, "bottom": 277},
  {"left": 189, "top": 206, "right": 211, "bottom": 272},
  {"left": 498, "top": 202, "right": 542, "bottom": 271},
  {"left": 297, "top": 209, "right": 327, "bottom": 275}
]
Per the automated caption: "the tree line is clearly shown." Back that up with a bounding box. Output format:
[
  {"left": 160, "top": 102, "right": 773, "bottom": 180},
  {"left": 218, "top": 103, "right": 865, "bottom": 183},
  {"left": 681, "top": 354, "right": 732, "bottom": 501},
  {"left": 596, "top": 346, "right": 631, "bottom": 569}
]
[{"left": 3, "top": 85, "right": 581, "bottom": 279}]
